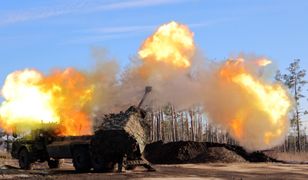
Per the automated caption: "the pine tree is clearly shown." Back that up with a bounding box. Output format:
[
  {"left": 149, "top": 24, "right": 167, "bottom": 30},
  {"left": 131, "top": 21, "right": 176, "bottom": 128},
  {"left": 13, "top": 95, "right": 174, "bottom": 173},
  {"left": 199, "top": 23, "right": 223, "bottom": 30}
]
[{"left": 283, "top": 59, "right": 307, "bottom": 152}]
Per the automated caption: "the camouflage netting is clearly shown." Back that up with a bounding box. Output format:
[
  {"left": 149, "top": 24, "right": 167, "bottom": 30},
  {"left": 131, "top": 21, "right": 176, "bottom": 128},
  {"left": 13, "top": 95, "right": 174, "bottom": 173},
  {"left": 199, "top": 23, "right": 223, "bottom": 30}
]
[{"left": 95, "top": 106, "right": 148, "bottom": 152}]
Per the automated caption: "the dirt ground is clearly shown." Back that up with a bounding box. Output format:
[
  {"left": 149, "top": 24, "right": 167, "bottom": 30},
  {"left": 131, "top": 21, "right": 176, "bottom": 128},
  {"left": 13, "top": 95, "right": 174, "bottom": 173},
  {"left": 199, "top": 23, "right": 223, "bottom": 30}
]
[
  {"left": 265, "top": 151, "right": 308, "bottom": 163},
  {"left": 0, "top": 160, "right": 308, "bottom": 180},
  {"left": 1, "top": 147, "right": 308, "bottom": 180}
]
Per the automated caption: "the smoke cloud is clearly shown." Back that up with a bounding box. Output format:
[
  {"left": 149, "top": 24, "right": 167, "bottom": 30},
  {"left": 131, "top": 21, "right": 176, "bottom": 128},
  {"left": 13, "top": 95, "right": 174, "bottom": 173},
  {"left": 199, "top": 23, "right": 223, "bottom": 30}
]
[
  {"left": 0, "top": 21, "right": 293, "bottom": 151},
  {"left": 90, "top": 22, "right": 293, "bottom": 151}
]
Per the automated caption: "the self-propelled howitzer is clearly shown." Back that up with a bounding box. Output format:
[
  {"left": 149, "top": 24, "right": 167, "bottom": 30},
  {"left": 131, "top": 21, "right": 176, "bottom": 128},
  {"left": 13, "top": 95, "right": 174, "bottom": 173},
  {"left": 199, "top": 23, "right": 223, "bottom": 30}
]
[{"left": 11, "top": 87, "right": 154, "bottom": 172}]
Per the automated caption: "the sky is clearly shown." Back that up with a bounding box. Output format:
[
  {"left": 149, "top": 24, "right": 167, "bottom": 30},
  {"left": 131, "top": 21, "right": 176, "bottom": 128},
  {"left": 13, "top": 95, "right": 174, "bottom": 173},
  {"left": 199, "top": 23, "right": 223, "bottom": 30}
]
[{"left": 0, "top": 0, "right": 308, "bottom": 127}]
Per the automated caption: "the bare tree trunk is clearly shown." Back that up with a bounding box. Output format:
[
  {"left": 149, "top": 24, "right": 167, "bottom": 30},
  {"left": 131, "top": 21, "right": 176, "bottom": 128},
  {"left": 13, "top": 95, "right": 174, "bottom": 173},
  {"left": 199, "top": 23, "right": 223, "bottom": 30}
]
[
  {"left": 160, "top": 110, "right": 165, "bottom": 141},
  {"left": 205, "top": 119, "right": 209, "bottom": 142},
  {"left": 174, "top": 110, "right": 178, "bottom": 141},
  {"left": 170, "top": 106, "right": 175, "bottom": 142},
  {"left": 294, "top": 77, "right": 301, "bottom": 152},
  {"left": 156, "top": 111, "right": 161, "bottom": 141},
  {"left": 304, "top": 132, "right": 307, "bottom": 152},
  {"left": 283, "top": 139, "right": 287, "bottom": 152},
  {"left": 189, "top": 110, "right": 195, "bottom": 141},
  {"left": 185, "top": 112, "right": 189, "bottom": 141},
  {"left": 198, "top": 112, "right": 203, "bottom": 141},
  {"left": 181, "top": 112, "right": 184, "bottom": 141},
  {"left": 296, "top": 109, "right": 301, "bottom": 152},
  {"left": 207, "top": 124, "right": 212, "bottom": 142},
  {"left": 195, "top": 112, "right": 199, "bottom": 141}
]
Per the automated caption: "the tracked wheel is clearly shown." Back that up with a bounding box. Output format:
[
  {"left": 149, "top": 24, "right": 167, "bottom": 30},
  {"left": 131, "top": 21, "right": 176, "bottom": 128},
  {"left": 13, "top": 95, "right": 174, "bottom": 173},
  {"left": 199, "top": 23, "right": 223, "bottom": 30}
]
[{"left": 125, "top": 165, "right": 137, "bottom": 170}]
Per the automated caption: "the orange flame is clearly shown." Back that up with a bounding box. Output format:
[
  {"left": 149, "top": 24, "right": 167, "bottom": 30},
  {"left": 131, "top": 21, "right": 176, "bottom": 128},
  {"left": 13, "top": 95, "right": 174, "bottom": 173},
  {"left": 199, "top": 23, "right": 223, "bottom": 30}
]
[
  {"left": 138, "top": 21, "right": 195, "bottom": 68},
  {"left": 220, "top": 59, "right": 291, "bottom": 149},
  {"left": 231, "top": 119, "right": 243, "bottom": 139},
  {"left": 0, "top": 68, "right": 93, "bottom": 136}
]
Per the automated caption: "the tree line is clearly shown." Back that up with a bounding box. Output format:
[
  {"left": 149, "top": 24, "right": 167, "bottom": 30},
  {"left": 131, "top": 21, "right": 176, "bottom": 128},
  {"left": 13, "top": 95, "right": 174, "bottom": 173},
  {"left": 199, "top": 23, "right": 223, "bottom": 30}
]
[{"left": 145, "top": 59, "right": 308, "bottom": 152}]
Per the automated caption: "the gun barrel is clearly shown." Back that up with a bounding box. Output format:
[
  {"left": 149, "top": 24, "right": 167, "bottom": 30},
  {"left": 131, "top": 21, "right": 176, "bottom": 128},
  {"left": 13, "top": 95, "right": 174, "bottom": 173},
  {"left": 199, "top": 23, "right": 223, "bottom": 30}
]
[{"left": 138, "top": 86, "right": 152, "bottom": 108}]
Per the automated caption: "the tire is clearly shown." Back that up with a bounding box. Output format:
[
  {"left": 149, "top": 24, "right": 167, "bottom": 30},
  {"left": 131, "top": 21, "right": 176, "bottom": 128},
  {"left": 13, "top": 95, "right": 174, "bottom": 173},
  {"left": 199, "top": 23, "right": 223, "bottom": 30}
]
[
  {"left": 72, "top": 147, "right": 92, "bottom": 172},
  {"left": 91, "top": 153, "right": 115, "bottom": 172},
  {"left": 18, "top": 148, "right": 33, "bottom": 170},
  {"left": 48, "top": 159, "right": 63, "bottom": 169}
]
